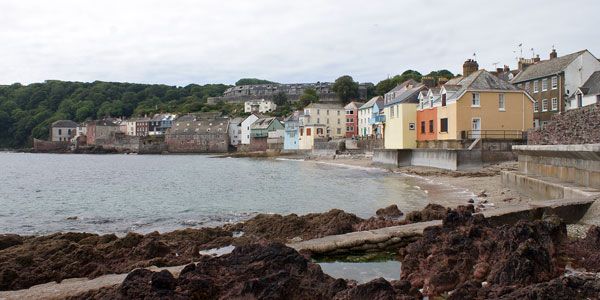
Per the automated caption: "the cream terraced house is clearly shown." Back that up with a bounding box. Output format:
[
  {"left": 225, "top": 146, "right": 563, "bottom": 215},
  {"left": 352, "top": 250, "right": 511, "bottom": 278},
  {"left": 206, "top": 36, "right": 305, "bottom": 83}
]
[{"left": 301, "top": 103, "right": 345, "bottom": 138}]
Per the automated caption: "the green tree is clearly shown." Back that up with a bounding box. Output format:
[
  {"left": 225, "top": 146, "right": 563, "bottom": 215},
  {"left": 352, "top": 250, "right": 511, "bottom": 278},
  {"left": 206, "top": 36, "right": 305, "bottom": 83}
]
[
  {"left": 398, "top": 70, "right": 422, "bottom": 83},
  {"left": 298, "top": 88, "right": 319, "bottom": 107},
  {"left": 273, "top": 91, "right": 288, "bottom": 106},
  {"left": 332, "top": 75, "right": 359, "bottom": 104},
  {"left": 235, "top": 78, "right": 278, "bottom": 86}
]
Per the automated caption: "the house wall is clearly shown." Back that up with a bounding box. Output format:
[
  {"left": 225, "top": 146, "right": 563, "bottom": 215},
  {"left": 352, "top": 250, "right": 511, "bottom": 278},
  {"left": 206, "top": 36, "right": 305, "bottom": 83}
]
[
  {"left": 229, "top": 123, "right": 241, "bottom": 146},
  {"left": 51, "top": 127, "right": 76, "bottom": 142},
  {"left": 303, "top": 107, "right": 345, "bottom": 138},
  {"left": 284, "top": 120, "right": 299, "bottom": 150},
  {"left": 358, "top": 107, "right": 372, "bottom": 137},
  {"left": 564, "top": 51, "right": 600, "bottom": 99},
  {"left": 240, "top": 115, "right": 259, "bottom": 145},
  {"left": 384, "top": 103, "right": 417, "bottom": 149},
  {"left": 298, "top": 125, "right": 326, "bottom": 150},
  {"left": 166, "top": 134, "right": 229, "bottom": 153},
  {"left": 453, "top": 91, "right": 533, "bottom": 138},
  {"left": 249, "top": 137, "right": 268, "bottom": 152},
  {"left": 417, "top": 107, "right": 437, "bottom": 141},
  {"left": 436, "top": 102, "right": 458, "bottom": 140}
]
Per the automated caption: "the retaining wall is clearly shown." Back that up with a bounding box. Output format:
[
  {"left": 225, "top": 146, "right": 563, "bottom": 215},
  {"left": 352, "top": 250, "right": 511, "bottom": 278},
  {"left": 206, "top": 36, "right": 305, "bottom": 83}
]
[
  {"left": 528, "top": 103, "right": 600, "bottom": 145},
  {"left": 373, "top": 148, "right": 484, "bottom": 171}
]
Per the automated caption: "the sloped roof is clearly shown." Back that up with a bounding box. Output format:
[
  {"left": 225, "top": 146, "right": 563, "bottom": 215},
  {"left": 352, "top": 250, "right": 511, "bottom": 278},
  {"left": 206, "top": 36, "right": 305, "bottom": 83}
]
[
  {"left": 306, "top": 103, "right": 344, "bottom": 109},
  {"left": 52, "top": 120, "right": 77, "bottom": 128},
  {"left": 386, "top": 84, "right": 428, "bottom": 105},
  {"left": 579, "top": 71, "right": 600, "bottom": 96},
  {"left": 446, "top": 70, "right": 521, "bottom": 101},
  {"left": 511, "top": 50, "right": 588, "bottom": 83},
  {"left": 92, "top": 120, "right": 119, "bottom": 127},
  {"left": 167, "top": 118, "right": 229, "bottom": 135},
  {"left": 359, "top": 96, "right": 383, "bottom": 109},
  {"left": 230, "top": 117, "right": 245, "bottom": 126},
  {"left": 251, "top": 117, "right": 280, "bottom": 130}
]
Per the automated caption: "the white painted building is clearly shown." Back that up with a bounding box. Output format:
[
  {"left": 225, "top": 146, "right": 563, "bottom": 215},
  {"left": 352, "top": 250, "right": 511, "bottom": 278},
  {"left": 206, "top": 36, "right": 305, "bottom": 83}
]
[
  {"left": 228, "top": 117, "right": 245, "bottom": 146},
  {"left": 358, "top": 96, "right": 382, "bottom": 137},
  {"left": 570, "top": 71, "right": 600, "bottom": 109},
  {"left": 244, "top": 99, "right": 277, "bottom": 114},
  {"left": 240, "top": 114, "right": 259, "bottom": 145}
]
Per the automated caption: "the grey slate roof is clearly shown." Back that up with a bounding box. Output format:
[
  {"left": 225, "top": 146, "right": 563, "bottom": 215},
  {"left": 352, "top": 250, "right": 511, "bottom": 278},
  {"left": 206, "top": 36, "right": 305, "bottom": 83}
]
[
  {"left": 306, "top": 103, "right": 344, "bottom": 109},
  {"left": 579, "top": 71, "right": 600, "bottom": 95},
  {"left": 92, "top": 120, "right": 119, "bottom": 127},
  {"left": 511, "top": 50, "right": 587, "bottom": 83},
  {"left": 52, "top": 120, "right": 77, "bottom": 128},
  {"left": 230, "top": 117, "right": 245, "bottom": 126},
  {"left": 447, "top": 70, "right": 521, "bottom": 101},
  {"left": 359, "top": 96, "right": 383, "bottom": 109},
  {"left": 386, "top": 84, "right": 428, "bottom": 106},
  {"left": 168, "top": 118, "right": 229, "bottom": 135},
  {"left": 251, "top": 117, "right": 280, "bottom": 130}
]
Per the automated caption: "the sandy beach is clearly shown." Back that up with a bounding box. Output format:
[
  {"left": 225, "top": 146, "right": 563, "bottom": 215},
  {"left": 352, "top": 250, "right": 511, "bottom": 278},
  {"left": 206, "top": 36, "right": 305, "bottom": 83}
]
[{"left": 306, "top": 155, "right": 532, "bottom": 211}]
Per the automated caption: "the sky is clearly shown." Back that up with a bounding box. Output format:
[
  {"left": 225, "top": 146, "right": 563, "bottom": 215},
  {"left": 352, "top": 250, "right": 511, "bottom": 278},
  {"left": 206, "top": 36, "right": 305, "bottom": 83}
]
[{"left": 1, "top": 0, "right": 599, "bottom": 87}]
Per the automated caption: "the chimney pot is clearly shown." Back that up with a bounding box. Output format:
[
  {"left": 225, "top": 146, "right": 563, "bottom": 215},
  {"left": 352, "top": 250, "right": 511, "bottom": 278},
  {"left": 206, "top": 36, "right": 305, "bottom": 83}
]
[{"left": 550, "top": 49, "right": 558, "bottom": 60}]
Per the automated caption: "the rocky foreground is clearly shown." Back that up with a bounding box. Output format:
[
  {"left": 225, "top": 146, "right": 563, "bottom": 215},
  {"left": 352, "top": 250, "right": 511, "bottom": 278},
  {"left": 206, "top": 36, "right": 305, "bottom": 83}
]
[{"left": 1, "top": 205, "right": 600, "bottom": 299}]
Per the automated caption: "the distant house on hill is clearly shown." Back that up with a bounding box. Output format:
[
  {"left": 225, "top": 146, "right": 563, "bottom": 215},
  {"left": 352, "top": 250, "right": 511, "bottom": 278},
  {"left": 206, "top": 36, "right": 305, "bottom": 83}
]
[
  {"left": 50, "top": 120, "right": 77, "bottom": 142},
  {"left": 165, "top": 117, "right": 230, "bottom": 153}
]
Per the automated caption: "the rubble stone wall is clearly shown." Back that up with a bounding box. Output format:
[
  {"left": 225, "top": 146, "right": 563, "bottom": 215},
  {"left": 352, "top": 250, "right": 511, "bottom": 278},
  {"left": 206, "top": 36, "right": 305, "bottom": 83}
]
[{"left": 528, "top": 103, "right": 600, "bottom": 145}]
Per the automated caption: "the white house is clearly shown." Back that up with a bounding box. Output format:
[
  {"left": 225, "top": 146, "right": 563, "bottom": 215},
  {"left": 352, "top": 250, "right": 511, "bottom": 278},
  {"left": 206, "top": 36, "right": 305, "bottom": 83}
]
[
  {"left": 244, "top": 99, "right": 277, "bottom": 114},
  {"left": 240, "top": 114, "right": 259, "bottom": 145},
  {"left": 358, "top": 96, "right": 382, "bottom": 137},
  {"left": 228, "top": 117, "right": 245, "bottom": 146},
  {"left": 570, "top": 71, "right": 600, "bottom": 109}
]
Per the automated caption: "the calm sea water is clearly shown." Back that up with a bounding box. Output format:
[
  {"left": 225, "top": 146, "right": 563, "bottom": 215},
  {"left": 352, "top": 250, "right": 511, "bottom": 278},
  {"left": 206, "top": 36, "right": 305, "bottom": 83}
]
[{"left": 0, "top": 152, "right": 470, "bottom": 236}]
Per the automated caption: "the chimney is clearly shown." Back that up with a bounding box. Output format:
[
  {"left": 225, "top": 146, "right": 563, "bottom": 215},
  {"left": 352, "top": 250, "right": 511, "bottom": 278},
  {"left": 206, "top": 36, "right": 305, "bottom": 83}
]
[
  {"left": 463, "top": 59, "right": 479, "bottom": 78},
  {"left": 534, "top": 54, "right": 541, "bottom": 63},
  {"left": 503, "top": 65, "right": 510, "bottom": 72},
  {"left": 550, "top": 49, "right": 558, "bottom": 60},
  {"left": 438, "top": 77, "right": 449, "bottom": 85},
  {"left": 422, "top": 76, "right": 436, "bottom": 88}
]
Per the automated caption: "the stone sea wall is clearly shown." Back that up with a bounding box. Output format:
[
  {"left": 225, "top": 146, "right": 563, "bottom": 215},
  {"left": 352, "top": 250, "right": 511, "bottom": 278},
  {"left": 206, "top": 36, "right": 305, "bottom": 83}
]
[{"left": 528, "top": 103, "right": 600, "bottom": 145}]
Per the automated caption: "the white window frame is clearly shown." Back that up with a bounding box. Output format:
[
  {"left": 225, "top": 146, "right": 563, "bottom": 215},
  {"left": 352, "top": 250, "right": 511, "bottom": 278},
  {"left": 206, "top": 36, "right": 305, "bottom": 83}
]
[
  {"left": 551, "top": 97, "right": 557, "bottom": 111},
  {"left": 498, "top": 94, "right": 505, "bottom": 111},
  {"left": 542, "top": 78, "right": 548, "bottom": 91},
  {"left": 542, "top": 99, "right": 548, "bottom": 112},
  {"left": 551, "top": 76, "right": 557, "bottom": 90},
  {"left": 534, "top": 100, "right": 539, "bottom": 112},
  {"left": 390, "top": 106, "right": 395, "bottom": 118},
  {"left": 472, "top": 93, "right": 480, "bottom": 107},
  {"left": 533, "top": 81, "right": 539, "bottom": 93}
]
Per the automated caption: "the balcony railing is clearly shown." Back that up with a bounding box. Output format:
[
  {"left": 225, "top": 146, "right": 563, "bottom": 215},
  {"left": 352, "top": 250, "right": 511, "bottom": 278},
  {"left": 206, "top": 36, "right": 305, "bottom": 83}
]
[
  {"left": 458, "top": 130, "right": 527, "bottom": 140},
  {"left": 375, "top": 115, "right": 386, "bottom": 123}
]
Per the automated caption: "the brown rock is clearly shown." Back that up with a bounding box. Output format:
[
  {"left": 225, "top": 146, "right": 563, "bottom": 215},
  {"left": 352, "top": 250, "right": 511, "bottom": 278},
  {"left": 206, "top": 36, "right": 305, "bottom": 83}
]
[{"left": 376, "top": 204, "right": 404, "bottom": 218}]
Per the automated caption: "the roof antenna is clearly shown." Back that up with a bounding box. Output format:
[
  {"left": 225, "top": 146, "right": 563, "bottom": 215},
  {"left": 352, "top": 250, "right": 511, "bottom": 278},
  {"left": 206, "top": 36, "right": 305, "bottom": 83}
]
[
  {"left": 531, "top": 48, "right": 535, "bottom": 58},
  {"left": 473, "top": 52, "right": 477, "bottom": 61},
  {"left": 518, "top": 43, "right": 523, "bottom": 59}
]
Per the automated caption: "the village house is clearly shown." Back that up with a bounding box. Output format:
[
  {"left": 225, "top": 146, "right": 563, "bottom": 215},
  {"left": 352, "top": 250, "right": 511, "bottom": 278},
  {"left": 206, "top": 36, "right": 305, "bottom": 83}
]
[
  {"left": 240, "top": 114, "right": 260, "bottom": 145},
  {"left": 249, "top": 117, "right": 284, "bottom": 151},
  {"left": 165, "top": 117, "right": 230, "bottom": 153},
  {"left": 87, "top": 120, "right": 120, "bottom": 145},
  {"left": 298, "top": 123, "right": 327, "bottom": 150},
  {"left": 283, "top": 111, "right": 302, "bottom": 150},
  {"left": 302, "top": 103, "right": 345, "bottom": 138},
  {"left": 228, "top": 117, "right": 245, "bottom": 147},
  {"left": 570, "top": 71, "right": 600, "bottom": 109},
  {"left": 510, "top": 49, "right": 600, "bottom": 127},
  {"left": 344, "top": 101, "right": 363, "bottom": 138},
  {"left": 149, "top": 113, "right": 177, "bottom": 136},
  {"left": 50, "top": 120, "right": 77, "bottom": 142},
  {"left": 383, "top": 82, "right": 428, "bottom": 149},
  {"left": 416, "top": 88, "right": 439, "bottom": 143},
  {"left": 371, "top": 98, "right": 386, "bottom": 139},
  {"left": 244, "top": 99, "right": 277, "bottom": 114},
  {"left": 434, "top": 65, "right": 534, "bottom": 142},
  {"left": 358, "top": 96, "right": 382, "bottom": 137}
]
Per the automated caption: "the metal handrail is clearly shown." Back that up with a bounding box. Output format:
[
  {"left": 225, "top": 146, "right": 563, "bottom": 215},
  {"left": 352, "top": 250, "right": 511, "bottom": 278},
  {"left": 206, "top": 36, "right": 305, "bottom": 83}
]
[{"left": 458, "top": 130, "right": 526, "bottom": 139}]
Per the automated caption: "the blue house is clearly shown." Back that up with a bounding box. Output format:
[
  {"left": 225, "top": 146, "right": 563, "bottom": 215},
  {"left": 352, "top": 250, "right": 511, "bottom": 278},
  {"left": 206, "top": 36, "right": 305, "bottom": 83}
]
[
  {"left": 369, "top": 98, "right": 385, "bottom": 138},
  {"left": 284, "top": 111, "right": 302, "bottom": 150}
]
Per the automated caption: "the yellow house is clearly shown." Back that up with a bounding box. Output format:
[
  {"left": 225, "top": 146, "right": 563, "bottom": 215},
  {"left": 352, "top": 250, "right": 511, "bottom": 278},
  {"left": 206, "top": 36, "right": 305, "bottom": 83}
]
[
  {"left": 298, "top": 124, "right": 327, "bottom": 150},
  {"left": 436, "top": 70, "right": 534, "bottom": 140},
  {"left": 383, "top": 83, "right": 428, "bottom": 149}
]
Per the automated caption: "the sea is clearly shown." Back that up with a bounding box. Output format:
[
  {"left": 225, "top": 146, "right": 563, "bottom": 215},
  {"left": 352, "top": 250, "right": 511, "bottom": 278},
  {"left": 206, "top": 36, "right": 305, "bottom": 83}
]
[{"left": 0, "top": 152, "right": 472, "bottom": 236}]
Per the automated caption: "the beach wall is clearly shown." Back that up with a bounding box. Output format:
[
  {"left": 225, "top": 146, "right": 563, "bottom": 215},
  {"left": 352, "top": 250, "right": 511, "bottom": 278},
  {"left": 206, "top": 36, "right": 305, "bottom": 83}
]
[
  {"left": 502, "top": 144, "right": 600, "bottom": 200},
  {"left": 373, "top": 148, "right": 484, "bottom": 171}
]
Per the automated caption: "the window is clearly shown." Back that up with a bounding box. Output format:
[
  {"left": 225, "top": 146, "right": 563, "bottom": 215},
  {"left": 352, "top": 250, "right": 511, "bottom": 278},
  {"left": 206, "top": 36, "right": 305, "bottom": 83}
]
[
  {"left": 327, "top": 110, "right": 329, "bottom": 115},
  {"left": 317, "top": 128, "right": 323, "bottom": 135},
  {"left": 472, "top": 93, "right": 480, "bottom": 107},
  {"left": 337, "top": 128, "right": 341, "bottom": 134},
  {"left": 597, "top": 95, "right": 600, "bottom": 104},
  {"left": 542, "top": 78, "right": 548, "bottom": 91},
  {"left": 317, "top": 118, "right": 320, "bottom": 123},
  {"left": 337, "top": 110, "right": 340, "bottom": 116},
  {"left": 577, "top": 93, "right": 583, "bottom": 107},
  {"left": 551, "top": 98, "right": 558, "bottom": 111},
  {"left": 441, "top": 93, "right": 447, "bottom": 106},
  {"left": 337, "top": 119, "right": 340, "bottom": 124},
  {"left": 552, "top": 76, "right": 557, "bottom": 90},
  {"left": 534, "top": 100, "right": 539, "bottom": 112},
  {"left": 440, "top": 118, "right": 448, "bottom": 133},
  {"left": 300, "top": 128, "right": 303, "bottom": 136},
  {"left": 327, "top": 118, "right": 330, "bottom": 124},
  {"left": 317, "top": 109, "right": 320, "bottom": 114},
  {"left": 525, "top": 82, "right": 530, "bottom": 91},
  {"left": 542, "top": 99, "right": 548, "bottom": 112},
  {"left": 429, "top": 120, "right": 434, "bottom": 133},
  {"left": 499, "top": 94, "right": 505, "bottom": 110},
  {"left": 58, "top": 129, "right": 62, "bottom": 135},
  {"left": 390, "top": 106, "right": 395, "bottom": 118},
  {"left": 307, "top": 128, "right": 311, "bottom": 136},
  {"left": 421, "top": 122, "right": 425, "bottom": 134},
  {"left": 533, "top": 81, "right": 539, "bottom": 93}
]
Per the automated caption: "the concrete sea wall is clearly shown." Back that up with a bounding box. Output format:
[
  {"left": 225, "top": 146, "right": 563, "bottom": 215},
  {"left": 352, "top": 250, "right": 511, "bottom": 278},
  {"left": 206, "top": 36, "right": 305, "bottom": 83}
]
[{"left": 372, "top": 148, "right": 485, "bottom": 171}]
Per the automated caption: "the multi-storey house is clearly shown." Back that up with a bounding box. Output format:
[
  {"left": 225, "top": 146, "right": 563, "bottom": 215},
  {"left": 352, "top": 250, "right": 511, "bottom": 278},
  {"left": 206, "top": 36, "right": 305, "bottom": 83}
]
[
  {"left": 301, "top": 103, "right": 345, "bottom": 138},
  {"left": 344, "top": 101, "right": 363, "bottom": 138}
]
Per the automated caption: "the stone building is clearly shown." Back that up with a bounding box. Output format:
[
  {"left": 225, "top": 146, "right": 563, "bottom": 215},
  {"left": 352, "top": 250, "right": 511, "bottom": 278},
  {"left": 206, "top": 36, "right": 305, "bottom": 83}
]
[
  {"left": 87, "top": 120, "right": 120, "bottom": 145},
  {"left": 50, "top": 120, "right": 77, "bottom": 142},
  {"left": 208, "top": 81, "right": 374, "bottom": 104},
  {"left": 510, "top": 49, "right": 600, "bottom": 127},
  {"left": 165, "top": 117, "right": 230, "bottom": 153},
  {"left": 301, "top": 103, "right": 346, "bottom": 138}
]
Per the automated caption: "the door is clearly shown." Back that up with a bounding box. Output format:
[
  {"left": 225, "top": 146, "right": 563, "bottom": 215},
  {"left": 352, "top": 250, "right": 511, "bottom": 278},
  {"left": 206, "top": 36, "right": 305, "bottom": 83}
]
[{"left": 471, "top": 118, "right": 481, "bottom": 138}]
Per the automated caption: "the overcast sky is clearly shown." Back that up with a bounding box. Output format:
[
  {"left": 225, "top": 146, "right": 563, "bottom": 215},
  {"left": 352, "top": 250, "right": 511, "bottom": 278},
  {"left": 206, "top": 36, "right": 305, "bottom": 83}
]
[{"left": 1, "top": 0, "right": 598, "bottom": 86}]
